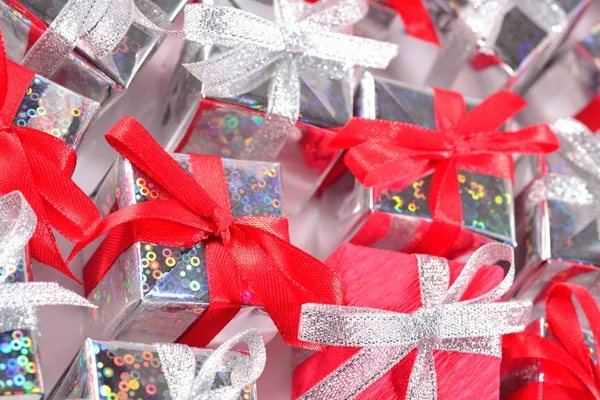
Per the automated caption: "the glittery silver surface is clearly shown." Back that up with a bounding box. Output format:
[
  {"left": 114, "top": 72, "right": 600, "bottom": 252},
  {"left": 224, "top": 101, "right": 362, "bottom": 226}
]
[
  {"left": 0, "top": 191, "right": 36, "bottom": 281},
  {"left": 22, "top": 0, "right": 169, "bottom": 78},
  {"left": 297, "top": 243, "right": 531, "bottom": 400},
  {"left": 157, "top": 330, "right": 266, "bottom": 400},
  {"left": 181, "top": 0, "right": 398, "bottom": 156}
]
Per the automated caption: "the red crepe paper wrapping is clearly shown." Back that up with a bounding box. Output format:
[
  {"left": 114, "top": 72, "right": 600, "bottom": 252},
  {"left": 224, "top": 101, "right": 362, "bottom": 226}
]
[{"left": 293, "top": 243, "right": 505, "bottom": 399}]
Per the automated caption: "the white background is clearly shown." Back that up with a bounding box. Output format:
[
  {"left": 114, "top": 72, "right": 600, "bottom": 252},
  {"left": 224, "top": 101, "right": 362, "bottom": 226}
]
[{"left": 32, "top": 1, "right": 600, "bottom": 399}]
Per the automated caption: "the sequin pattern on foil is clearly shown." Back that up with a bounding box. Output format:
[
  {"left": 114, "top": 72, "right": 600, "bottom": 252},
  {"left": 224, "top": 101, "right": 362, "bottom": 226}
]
[
  {"left": 131, "top": 155, "right": 282, "bottom": 301},
  {"left": 374, "top": 169, "right": 513, "bottom": 244},
  {"left": 90, "top": 340, "right": 256, "bottom": 400},
  {"left": 0, "top": 329, "right": 41, "bottom": 397},
  {"left": 12, "top": 75, "right": 98, "bottom": 148}
]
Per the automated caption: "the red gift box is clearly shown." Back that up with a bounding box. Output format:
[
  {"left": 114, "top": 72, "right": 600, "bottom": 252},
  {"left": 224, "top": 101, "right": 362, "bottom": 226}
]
[{"left": 293, "top": 243, "right": 519, "bottom": 399}]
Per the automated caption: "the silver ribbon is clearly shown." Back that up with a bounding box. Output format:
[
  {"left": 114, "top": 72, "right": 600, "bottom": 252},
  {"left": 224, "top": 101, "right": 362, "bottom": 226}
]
[
  {"left": 22, "top": 0, "right": 171, "bottom": 77},
  {"left": 180, "top": 0, "right": 398, "bottom": 159},
  {"left": 0, "top": 191, "right": 36, "bottom": 282},
  {"left": 157, "top": 329, "right": 266, "bottom": 400},
  {"left": 427, "top": 0, "right": 567, "bottom": 88},
  {"left": 296, "top": 243, "right": 532, "bottom": 400},
  {"left": 526, "top": 118, "right": 600, "bottom": 208},
  {"left": 0, "top": 190, "right": 94, "bottom": 333}
]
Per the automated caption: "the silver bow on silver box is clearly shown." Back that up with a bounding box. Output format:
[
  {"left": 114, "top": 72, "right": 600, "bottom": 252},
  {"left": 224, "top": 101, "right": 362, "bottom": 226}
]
[
  {"left": 157, "top": 329, "right": 266, "bottom": 400},
  {"left": 21, "top": 0, "right": 173, "bottom": 78},
  {"left": 427, "top": 0, "right": 569, "bottom": 91},
  {"left": 0, "top": 190, "right": 95, "bottom": 334},
  {"left": 180, "top": 0, "right": 398, "bottom": 159},
  {"left": 296, "top": 243, "right": 532, "bottom": 400}
]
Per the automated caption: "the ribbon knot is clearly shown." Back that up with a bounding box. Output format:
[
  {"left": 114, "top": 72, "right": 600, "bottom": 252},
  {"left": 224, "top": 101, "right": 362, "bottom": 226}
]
[
  {"left": 75, "top": 116, "right": 343, "bottom": 350},
  {"left": 282, "top": 26, "right": 308, "bottom": 54},
  {"left": 211, "top": 207, "right": 235, "bottom": 245},
  {"left": 297, "top": 243, "right": 532, "bottom": 400},
  {"left": 329, "top": 88, "right": 558, "bottom": 256}
]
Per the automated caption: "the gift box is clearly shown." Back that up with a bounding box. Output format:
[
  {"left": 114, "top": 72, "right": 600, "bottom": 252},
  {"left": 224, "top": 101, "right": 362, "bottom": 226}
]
[
  {"left": 315, "top": 73, "right": 516, "bottom": 260},
  {"left": 0, "top": 249, "right": 44, "bottom": 399},
  {"left": 357, "top": 0, "right": 590, "bottom": 94},
  {"left": 89, "top": 152, "right": 284, "bottom": 345},
  {"left": 4, "top": 54, "right": 99, "bottom": 150},
  {"left": 293, "top": 243, "right": 529, "bottom": 399},
  {"left": 509, "top": 118, "right": 600, "bottom": 318},
  {"left": 500, "top": 317, "right": 596, "bottom": 399},
  {"left": 161, "top": 0, "right": 392, "bottom": 214},
  {"left": 0, "top": 0, "right": 187, "bottom": 105},
  {"left": 49, "top": 338, "right": 258, "bottom": 399}
]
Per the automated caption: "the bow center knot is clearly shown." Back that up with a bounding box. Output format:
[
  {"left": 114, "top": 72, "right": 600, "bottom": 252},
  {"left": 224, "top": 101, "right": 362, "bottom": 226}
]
[
  {"left": 281, "top": 26, "right": 308, "bottom": 55},
  {"left": 412, "top": 307, "right": 442, "bottom": 342},
  {"left": 452, "top": 137, "right": 471, "bottom": 155},
  {"left": 211, "top": 207, "right": 235, "bottom": 245}
]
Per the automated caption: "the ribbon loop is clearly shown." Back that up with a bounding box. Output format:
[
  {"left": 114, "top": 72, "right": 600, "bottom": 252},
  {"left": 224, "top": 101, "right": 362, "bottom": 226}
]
[
  {"left": 297, "top": 243, "right": 531, "bottom": 400},
  {"left": 157, "top": 329, "right": 266, "bottom": 400},
  {"left": 0, "top": 191, "right": 36, "bottom": 274}
]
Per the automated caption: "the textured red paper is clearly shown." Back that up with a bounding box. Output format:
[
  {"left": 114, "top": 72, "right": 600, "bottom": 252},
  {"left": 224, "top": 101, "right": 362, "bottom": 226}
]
[{"left": 293, "top": 243, "right": 504, "bottom": 399}]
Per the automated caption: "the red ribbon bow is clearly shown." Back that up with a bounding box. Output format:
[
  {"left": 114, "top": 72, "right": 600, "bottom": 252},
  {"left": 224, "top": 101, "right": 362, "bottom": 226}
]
[
  {"left": 503, "top": 283, "right": 600, "bottom": 399},
  {"left": 329, "top": 88, "right": 559, "bottom": 256},
  {"left": 575, "top": 93, "right": 600, "bottom": 134},
  {"left": 389, "top": 0, "right": 441, "bottom": 46},
  {"left": 72, "top": 117, "right": 343, "bottom": 350},
  {"left": 0, "top": 30, "right": 101, "bottom": 281}
]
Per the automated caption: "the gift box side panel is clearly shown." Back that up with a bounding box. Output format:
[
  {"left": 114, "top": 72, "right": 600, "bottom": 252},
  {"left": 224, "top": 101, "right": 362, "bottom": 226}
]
[
  {"left": 46, "top": 339, "right": 98, "bottom": 400},
  {"left": 13, "top": 74, "right": 99, "bottom": 150},
  {"left": 0, "top": 250, "right": 44, "bottom": 399}
]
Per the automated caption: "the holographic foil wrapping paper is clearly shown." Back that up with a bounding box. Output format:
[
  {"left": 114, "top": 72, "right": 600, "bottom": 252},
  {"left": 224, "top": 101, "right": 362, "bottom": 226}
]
[
  {"left": 12, "top": 73, "right": 99, "bottom": 150},
  {"left": 0, "top": 249, "right": 44, "bottom": 399},
  {"left": 509, "top": 151, "right": 600, "bottom": 316},
  {"left": 0, "top": 0, "right": 186, "bottom": 105},
  {"left": 88, "top": 153, "right": 283, "bottom": 345},
  {"left": 316, "top": 74, "right": 515, "bottom": 259},
  {"left": 49, "top": 338, "right": 258, "bottom": 400},
  {"left": 500, "top": 317, "right": 596, "bottom": 398}
]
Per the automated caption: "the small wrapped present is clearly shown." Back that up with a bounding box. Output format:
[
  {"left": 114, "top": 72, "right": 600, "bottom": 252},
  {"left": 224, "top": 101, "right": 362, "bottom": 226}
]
[
  {"left": 510, "top": 118, "right": 600, "bottom": 319},
  {"left": 0, "top": 32, "right": 101, "bottom": 280},
  {"left": 501, "top": 283, "right": 600, "bottom": 399},
  {"left": 78, "top": 117, "right": 342, "bottom": 350},
  {"left": 0, "top": 0, "right": 187, "bottom": 105},
  {"left": 162, "top": 0, "right": 398, "bottom": 213},
  {"left": 316, "top": 82, "right": 558, "bottom": 260},
  {"left": 49, "top": 329, "right": 265, "bottom": 399},
  {"left": 356, "top": 0, "right": 591, "bottom": 94},
  {"left": 293, "top": 243, "right": 531, "bottom": 399},
  {"left": 0, "top": 191, "right": 94, "bottom": 399}
]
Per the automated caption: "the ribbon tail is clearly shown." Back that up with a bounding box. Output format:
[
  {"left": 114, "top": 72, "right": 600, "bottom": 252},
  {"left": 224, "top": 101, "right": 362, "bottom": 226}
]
[
  {"left": 176, "top": 239, "right": 243, "bottom": 348},
  {"left": 406, "top": 345, "right": 438, "bottom": 400},
  {"left": 156, "top": 343, "right": 196, "bottom": 400},
  {"left": 297, "top": 346, "right": 413, "bottom": 400},
  {"left": 389, "top": 0, "right": 440, "bottom": 46}
]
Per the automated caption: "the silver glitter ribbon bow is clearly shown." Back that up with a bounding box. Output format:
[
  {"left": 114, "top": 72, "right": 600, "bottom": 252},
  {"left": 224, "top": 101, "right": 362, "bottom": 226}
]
[
  {"left": 296, "top": 243, "right": 532, "bottom": 400},
  {"left": 526, "top": 118, "right": 600, "bottom": 207},
  {"left": 157, "top": 329, "right": 266, "bottom": 400},
  {"left": 0, "top": 191, "right": 94, "bottom": 333},
  {"left": 22, "top": 0, "right": 170, "bottom": 77},
  {"left": 427, "top": 0, "right": 567, "bottom": 87},
  {"left": 181, "top": 0, "right": 398, "bottom": 158}
]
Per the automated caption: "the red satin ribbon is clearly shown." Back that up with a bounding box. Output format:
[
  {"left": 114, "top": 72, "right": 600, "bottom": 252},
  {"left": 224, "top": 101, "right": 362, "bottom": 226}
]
[
  {"left": 0, "top": 30, "right": 100, "bottom": 281},
  {"left": 329, "top": 88, "right": 559, "bottom": 256},
  {"left": 503, "top": 283, "right": 600, "bottom": 399},
  {"left": 389, "top": 0, "right": 441, "bottom": 46},
  {"left": 73, "top": 116, "right": 343, "bottom": 349},
  {"left": 575, "top": 94, "right": 600, "bottom": 133}
]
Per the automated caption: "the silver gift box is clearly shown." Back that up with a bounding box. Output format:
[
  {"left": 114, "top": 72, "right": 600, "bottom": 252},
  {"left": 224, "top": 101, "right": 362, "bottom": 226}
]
[
  {"left": 87, "top": 153, "right": 283, "bottom": 345},
  {"left": 49, "top": 338, "right": 258, "bottom": 400},
  {"left": 0, "top": 0, "right": 187, "bottom": 105},
  {"left": 315, "top": 73, "right": 516, "bottom": 260}
]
